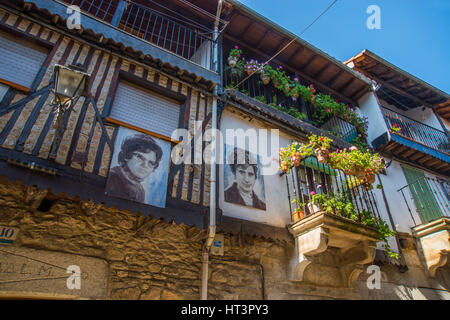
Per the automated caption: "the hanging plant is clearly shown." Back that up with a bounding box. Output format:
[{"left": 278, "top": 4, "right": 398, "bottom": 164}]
[
  {"left": 309, "top": 134, "right": 332, "bottom": 164},
  {"left": 227, "top": 46, "right": 242, "bottom": 67}
]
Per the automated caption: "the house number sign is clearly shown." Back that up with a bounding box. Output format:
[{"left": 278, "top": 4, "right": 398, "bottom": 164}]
[{"left": 0, "top": 226, "right": 19, "bottom": 244}]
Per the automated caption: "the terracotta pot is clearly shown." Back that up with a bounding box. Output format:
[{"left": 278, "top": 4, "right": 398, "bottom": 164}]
[
  {"left": 274, "top": 82, "right": 280, "bottom": 89},
  {"left": 316, "top": 147, "right": 329, "bottom": 164},
  {"left": 364, "top": 168, "right": 376, "bottom": 184},
  {"left": 307, "top": 202, "right": 321, "bottom": 215},
  {"left": 290, "top": 152, "right": 302, "bottom": 167},
  {"left": 261, "top": 75, "right": 270, "bottom": 85},
  {"left": 292, "top": 210, "right": 305, "bottom": 222},
  {"left": 228, "top": 57, "right": 237, "bottom": 68}
]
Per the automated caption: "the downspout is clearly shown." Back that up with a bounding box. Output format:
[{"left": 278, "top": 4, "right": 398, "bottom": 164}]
[{"left": 201, "top": 0, "right": 223, "bottom": 301}]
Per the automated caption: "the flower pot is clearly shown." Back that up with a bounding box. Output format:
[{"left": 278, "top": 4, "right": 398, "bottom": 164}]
[
  {"left": 228, "top": 57, "right": 237, "bottom": 68},
  {"left": 274, "top": 82, "right": 280, "bottom": 89},
  {"left": 316, "top": 147, "right": 329, "bottom": 164},
  {"left": 261, "top": 75, "right": 270, "bottom": 85},
  {"left": 290, "top": 152, "right": 302, "bottom": 167},
  {"left": 364, "top": 168, "right": 376, "bottom": 184},
  {"left": 307, "top": 202, "right": 321, "bottom": 215},
  {"left": 292, "top": 210, "right": 305, "bottom": 222},
  {"left": 293, "top": 93, "right": 300, "bottom": 99}
]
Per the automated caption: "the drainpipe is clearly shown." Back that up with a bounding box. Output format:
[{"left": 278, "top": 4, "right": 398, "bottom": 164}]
[{"left": 201, "top": 0, "right": 222, "bottom": 301}]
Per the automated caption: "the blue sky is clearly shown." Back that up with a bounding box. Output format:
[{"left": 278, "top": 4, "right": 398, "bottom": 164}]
[{"left": 236, "top": 0, "right": 450, "bottom": 94}]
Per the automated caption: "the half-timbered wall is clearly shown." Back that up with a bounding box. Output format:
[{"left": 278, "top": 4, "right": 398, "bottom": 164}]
[{"left": 0, "top": 7, "right": 213, "bottom": 209}]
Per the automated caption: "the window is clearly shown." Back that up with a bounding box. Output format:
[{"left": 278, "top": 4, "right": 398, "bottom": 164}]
[
  {"left": 0, "top": 29, "right": 49, "bottom": 90},
  {"left": 401, "top": 165, "right": 444, "bottom": 224},
  {"left": 109, "top": 80, "right": 181, "bottom": 138}
]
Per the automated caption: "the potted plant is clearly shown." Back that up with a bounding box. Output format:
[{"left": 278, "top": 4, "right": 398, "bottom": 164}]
[
  {"left": 308, "top": 134, "right": 332, "bottom": 164},
  {"left": 291, "top": 198, "right": 306, "bottom": 222},
  {"left": 278, "top": 141, "right": 314, "bottom": 173},
  {"left": 244, "top": 59, "right": 262, "bottom": 76},
  {"left": 228, "top": 45, "right": 242, "bottom": 68},
  {"left": 390, "top": 123, "right": 401, "bottom": 133}
]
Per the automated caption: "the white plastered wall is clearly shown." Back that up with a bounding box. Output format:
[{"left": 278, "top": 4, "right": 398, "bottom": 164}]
[{"left": 218, "top": 108, "right": 298, "bottom": 228}]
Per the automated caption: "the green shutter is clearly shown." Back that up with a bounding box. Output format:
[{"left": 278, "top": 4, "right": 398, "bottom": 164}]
[{"left": 401, "top": 165, "right": 443, "bottom": 223}]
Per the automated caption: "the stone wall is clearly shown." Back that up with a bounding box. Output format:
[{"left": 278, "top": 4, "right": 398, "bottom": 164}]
[{"left": 1, "top": 179, "right": 449, "bottom": 300}]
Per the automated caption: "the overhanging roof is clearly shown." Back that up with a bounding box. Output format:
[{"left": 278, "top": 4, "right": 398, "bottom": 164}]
[
  {"left": 221, "top": 0, "right": 373, "bottom": 107},
  {"left": 345, "top": 50, "right": 450, "bottom": 120}
]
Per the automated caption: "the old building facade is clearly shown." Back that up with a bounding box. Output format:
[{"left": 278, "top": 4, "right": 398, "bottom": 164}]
[{"left": 0, "top": 0, "right": 448, "bottom": 300}]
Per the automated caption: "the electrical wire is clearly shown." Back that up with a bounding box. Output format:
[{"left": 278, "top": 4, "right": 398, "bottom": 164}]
[
  {"left": 378, "top": 87, "right": 411, "bottom": 110},
  {"left": 235, "top": 0, "right": 339, "bottom": 89}
]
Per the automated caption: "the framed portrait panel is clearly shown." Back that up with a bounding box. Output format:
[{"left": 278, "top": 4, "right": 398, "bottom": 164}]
[
  {"left": 105, "top": 127, "right": 171, "bottom": 208},
  {"left": 223, "top": 145, "right": 266, "bottom": 211}
]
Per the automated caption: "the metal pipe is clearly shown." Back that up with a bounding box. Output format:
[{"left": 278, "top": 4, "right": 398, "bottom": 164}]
[{"left": 201, "top": 0, "right": 222, "bottom": 301}]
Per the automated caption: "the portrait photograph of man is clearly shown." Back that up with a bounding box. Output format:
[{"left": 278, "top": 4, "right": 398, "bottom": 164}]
[
  {"left": 224, "top": 146, "right": 266, "bottom": 211},
  {"left": 105, "top": 127, "right": 171, "bottom": 208}
]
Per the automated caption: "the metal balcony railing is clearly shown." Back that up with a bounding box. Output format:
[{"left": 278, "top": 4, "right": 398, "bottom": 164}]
[
  {"left": 319, "top": 116, "right": 358, "bottom": 144},
  {"left": 223, "top": 65, "right": 301, "bottom": 111},
  {"left": 62, "top": 0, "right": 217, "bottom": 71},
  {"left": 398, "top": 176, "right": 449, "bottom": 226},
  {"left": 284, "top": 157, "right": 381, "bottom": 223},
  {"left": 382, "top": 107, "right": 450, "bottom": 154},
  {"left": 223, "top": 66, "right": 359, "bottom": 143}
]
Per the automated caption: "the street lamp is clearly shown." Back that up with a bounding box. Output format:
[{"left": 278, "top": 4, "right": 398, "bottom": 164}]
[{"left": 49, "top": 63, "right": 91, "bottom": 160}]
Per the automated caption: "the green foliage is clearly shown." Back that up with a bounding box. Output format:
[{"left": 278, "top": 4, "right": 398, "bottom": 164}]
[
  {"left": 327, "top": 147, "right": 385, "bottom": 175},
  {"left": 308, "top": 134, "right": 332, "bottom": 150},
  {"left": 254, "top": 95, "right": 267, "bottom": 104},
  {"left": 309, "top": 193, "right": 398, "bottom": 259}
]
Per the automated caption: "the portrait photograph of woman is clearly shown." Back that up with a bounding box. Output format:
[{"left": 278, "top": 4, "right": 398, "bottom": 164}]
[
  {"left": 105, "top": 127, "right": 171, "bottom": 208},
  {"left": 224, "top": 146, "right": 266, "bottom": 211}
]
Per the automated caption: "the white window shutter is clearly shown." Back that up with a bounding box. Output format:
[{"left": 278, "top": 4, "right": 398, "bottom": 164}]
[
  {"left": 110, "top": 81, "right": 181, "bottom": 138},
  {"left": 0, "top": 30, "right": 49, "bottom": 89}
]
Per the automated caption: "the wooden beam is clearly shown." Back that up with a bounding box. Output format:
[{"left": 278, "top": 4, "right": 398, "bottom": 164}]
[
  {"left": 286, "top": 46, "right": 306, "bottom": 62},
  {"left": 352, "top": 87, "right": 369, "bottom": 101},
  {"left": 223, "top": 34, "right": 359, "bottom": 106},
  {"left": 314, "top": 62, "right": 332, "bottom": 79},
  {"left": 418, "top": 155, "right": 433, "bottom": 164},
  {"left": 425, "top": 158, "right": 442, "bottom": 167},
  {"left": 326, "top": 70, "right": 344, "bottom": 88},
  {"left": 255, "top": 30, "right": 270, "bottom": 50},
  {"left": 393, "top": 145, "right": 409, "bottom": 156},
  {"left": 402, "top": 148, "right": 417, "bottom": 158},
  {"left": 239, "top": 21, "right": 254, "bottom": 39},
  {"left": 368, "top": 71, "right": 433, "bottom": 108},
  {"left": 337, "top": 77, "right": 356, "bottom": 93},
  {"left": 300, "top": 54, "right": 319, "bottom": 71},
  {"left": 409, "top": 152, "right": 425, "bottom": 161},
  {"left": 435, "top": 162, "right": 450, "bottom": 170}
]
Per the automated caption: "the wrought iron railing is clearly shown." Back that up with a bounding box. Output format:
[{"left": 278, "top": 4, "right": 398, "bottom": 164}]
[
  {"left": 62, "top": 0, "right": 217, "bottom": 71},
  {"left": 223, "top": 65, "right": 301, "bottom": 111},
  {"left": 284, "top": 157, "right": 381, "bottom": 223},
  {"left": 382, "top": 107, "right": 450, "bottom": 154},
  {"left": 319, "top": 116, "right": 358, "bottom": 144},
  {"left": 398, "top": 176, "right": 449, "bottom": 226}
]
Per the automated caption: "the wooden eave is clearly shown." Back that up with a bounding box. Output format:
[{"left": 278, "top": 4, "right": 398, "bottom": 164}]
[
  {"left": 346, "top": 50, "right": 450, "bottom": 120},
  {"left": 221, "top": 0, "right": 373, "bottom": 107}
]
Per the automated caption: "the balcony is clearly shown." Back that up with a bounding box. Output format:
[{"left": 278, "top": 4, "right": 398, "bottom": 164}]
[
  {"left": 223, "top": 65, "right": 359, "bottom": 145},
  {"left": 372, "top": 107, "right": 450, "bottom": 175},
  {"left": 285, "top": 157, "right": 381, "bottom": 287},
  {"left": 27, "top": 0, "right": 219, "bottom": 83}
]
